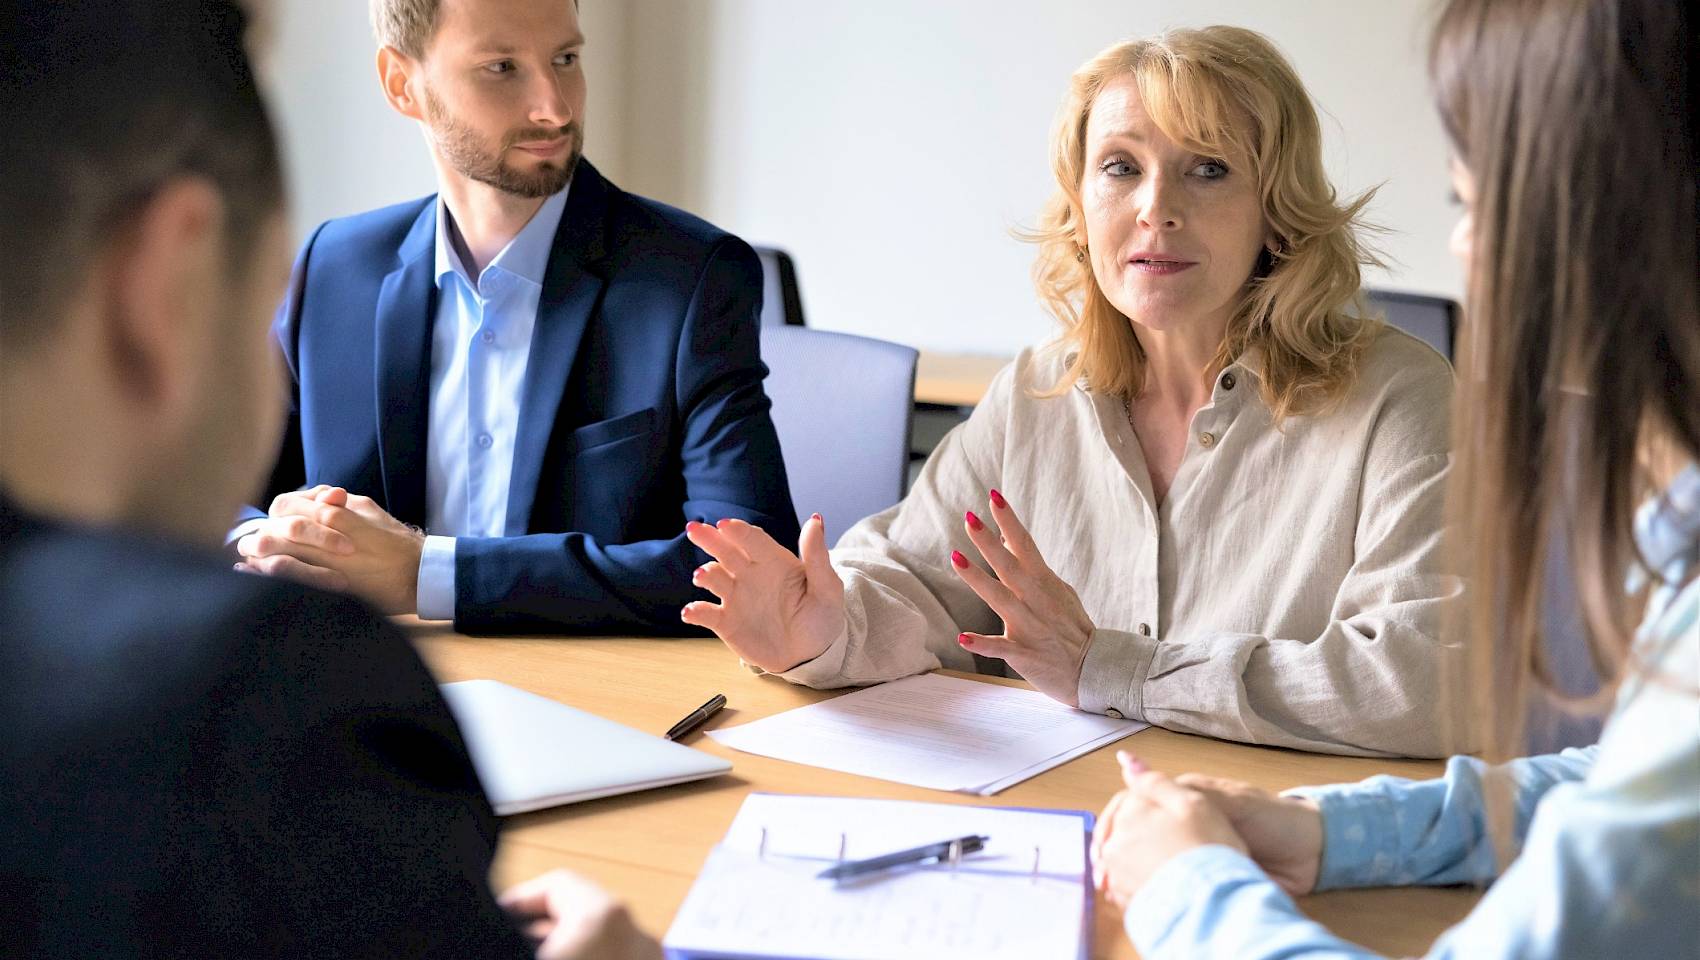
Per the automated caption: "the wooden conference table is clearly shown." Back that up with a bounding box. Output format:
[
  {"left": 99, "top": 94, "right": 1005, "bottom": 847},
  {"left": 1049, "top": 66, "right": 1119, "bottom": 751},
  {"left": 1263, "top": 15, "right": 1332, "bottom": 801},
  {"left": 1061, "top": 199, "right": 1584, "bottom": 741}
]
[{"left": 412, "top": 625, "right": 1481, "bottom": 959}]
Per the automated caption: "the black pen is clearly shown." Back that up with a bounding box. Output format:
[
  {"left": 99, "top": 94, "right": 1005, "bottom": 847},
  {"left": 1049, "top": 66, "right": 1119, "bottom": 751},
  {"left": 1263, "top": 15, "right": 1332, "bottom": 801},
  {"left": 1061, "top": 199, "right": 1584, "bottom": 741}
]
[
  {"left": 665, "top": 693, "right": 727, "bottom": 741},
  {"left": 816, "top": 835, "right": 990, "bottom": 881}
]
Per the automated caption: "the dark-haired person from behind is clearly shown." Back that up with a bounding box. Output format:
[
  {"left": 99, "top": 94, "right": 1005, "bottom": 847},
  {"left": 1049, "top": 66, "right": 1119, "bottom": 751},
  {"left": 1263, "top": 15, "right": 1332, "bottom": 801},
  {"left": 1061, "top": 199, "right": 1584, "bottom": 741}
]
[{"left": 0, "top": 3, "right": 655, "bottom": 957}]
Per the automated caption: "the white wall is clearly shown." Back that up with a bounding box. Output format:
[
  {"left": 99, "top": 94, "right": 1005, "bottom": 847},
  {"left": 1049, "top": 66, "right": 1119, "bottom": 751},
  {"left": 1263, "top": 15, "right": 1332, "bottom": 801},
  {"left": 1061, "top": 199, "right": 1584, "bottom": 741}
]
[{"left": 266, "top": 0, "right": 1459, "bottom": 356}]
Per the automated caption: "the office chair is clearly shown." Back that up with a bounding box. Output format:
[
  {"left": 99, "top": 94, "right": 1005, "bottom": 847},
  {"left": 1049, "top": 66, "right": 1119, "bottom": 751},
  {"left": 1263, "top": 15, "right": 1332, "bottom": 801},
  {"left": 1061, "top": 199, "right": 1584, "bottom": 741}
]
[
  {"left": 759, "top": 326, "right": 917, "bottom": 535},
  {"left": 753, "top": 246, "right": 807, "bottom": 327},
  {"left": 1364, "top": 288, "right": 1458, "bottom": 360}
]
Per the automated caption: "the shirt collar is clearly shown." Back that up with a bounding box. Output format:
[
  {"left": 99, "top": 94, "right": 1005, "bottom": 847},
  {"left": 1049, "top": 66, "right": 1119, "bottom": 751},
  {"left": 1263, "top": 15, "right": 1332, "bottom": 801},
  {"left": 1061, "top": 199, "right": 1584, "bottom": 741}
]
[
  {"left": 1635, "top": 463, "right": 1700, "bottom": 584},
  {"left": 434, "top": 182, "right": 572, "bottom": 293}
]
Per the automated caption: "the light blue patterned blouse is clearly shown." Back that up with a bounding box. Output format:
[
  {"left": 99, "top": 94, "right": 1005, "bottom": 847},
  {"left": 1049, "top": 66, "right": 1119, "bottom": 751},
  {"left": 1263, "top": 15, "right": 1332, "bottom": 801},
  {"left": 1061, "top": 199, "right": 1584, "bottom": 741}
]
[{"left": 1124, "top": 466, "right": 1700, "bottom": 959}]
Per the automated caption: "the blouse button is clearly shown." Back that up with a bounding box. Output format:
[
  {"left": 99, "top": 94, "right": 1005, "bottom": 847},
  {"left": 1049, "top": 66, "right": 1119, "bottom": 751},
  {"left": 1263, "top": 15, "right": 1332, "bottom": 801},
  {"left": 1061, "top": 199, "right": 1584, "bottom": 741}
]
[
  {"left": 1220, "top": 372, "right": 1237, "bottom": 391},
  {"left": 1105, "top": 708, "right": 1125, "bottom": 720},
  {"left": 1137, "top": 622, "right": 1151, "bottom": 637},
  {"left": 1199, "top": 432, "right": 1216, "bottom": 448}
]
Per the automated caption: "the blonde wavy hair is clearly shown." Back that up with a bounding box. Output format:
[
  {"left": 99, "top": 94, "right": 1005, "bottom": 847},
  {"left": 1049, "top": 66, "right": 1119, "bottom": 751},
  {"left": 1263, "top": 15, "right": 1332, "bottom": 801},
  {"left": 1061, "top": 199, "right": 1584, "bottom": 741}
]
[{"left": 1028, "top": 26, "right": 1382, "bottom": 420}]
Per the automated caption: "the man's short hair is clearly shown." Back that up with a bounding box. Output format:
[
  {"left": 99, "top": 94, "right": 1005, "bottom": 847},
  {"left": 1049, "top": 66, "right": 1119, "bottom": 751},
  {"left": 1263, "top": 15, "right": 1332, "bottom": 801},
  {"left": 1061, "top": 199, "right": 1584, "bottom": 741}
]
[
  {"left": 0, "top": 0, "right": 284, "bottom": 350},
  {"left": 370, "top": 0, "right": 442, "bottom": 60},
  {"left": 369, "top": 0, "right": 579, "bottom": 60}
]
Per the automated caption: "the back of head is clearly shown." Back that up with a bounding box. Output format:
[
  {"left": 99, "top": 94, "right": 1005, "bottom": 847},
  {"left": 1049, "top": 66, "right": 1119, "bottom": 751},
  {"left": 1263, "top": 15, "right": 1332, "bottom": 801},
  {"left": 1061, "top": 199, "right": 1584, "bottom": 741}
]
[
  {"left": 0, "top": 0, "right": 283, "bottom": 349},
  {"left": 0, "top": 0, "right": 287, "bottom": 544},
  {"left": 1432, "top": 0, "right": 1698, "bottom": 754}
]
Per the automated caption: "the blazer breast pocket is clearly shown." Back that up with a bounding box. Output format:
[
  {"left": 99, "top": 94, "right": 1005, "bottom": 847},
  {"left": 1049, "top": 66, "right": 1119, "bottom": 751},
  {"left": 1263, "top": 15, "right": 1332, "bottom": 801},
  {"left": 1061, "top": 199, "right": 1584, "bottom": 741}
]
[{"left": 566, "top": 406, "right": 659, "bottom": 455}]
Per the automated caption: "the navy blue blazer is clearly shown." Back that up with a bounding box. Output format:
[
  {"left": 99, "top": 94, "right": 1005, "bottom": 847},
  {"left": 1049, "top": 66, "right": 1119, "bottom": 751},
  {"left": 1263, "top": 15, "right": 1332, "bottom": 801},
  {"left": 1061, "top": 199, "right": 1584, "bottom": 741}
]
[
  {"left": 259, "top": 160, "right": 798, "bottom": 633},
  {"left": 0, "top": 497, "right": 529, "bottom": 957}
]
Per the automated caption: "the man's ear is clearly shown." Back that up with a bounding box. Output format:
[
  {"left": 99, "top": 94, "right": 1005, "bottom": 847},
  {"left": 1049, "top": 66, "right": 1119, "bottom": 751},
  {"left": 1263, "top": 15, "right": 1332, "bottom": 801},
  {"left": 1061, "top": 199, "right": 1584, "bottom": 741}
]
[
  {"left": 101, "top": 177, "right": 224, "bottom": 418},
  {"left": 377, "top": 46, "right": 426, "bottom": 121}
]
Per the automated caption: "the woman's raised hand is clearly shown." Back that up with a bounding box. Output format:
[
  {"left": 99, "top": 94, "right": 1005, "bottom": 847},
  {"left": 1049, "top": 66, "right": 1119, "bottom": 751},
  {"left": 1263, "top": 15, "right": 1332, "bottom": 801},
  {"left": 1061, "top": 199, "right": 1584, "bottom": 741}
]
[
  {"left": 951, "top": 490, "right": 1097, "bottom": 707},
  {"left": 681, "top": 514, "right": 846, "bottom": 673}
]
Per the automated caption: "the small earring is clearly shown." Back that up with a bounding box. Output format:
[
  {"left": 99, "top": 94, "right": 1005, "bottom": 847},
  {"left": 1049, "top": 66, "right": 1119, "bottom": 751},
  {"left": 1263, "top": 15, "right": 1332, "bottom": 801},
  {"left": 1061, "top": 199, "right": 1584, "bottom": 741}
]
[{"left": 1075, "top": 246, "right": 1087, "bottom": 263}]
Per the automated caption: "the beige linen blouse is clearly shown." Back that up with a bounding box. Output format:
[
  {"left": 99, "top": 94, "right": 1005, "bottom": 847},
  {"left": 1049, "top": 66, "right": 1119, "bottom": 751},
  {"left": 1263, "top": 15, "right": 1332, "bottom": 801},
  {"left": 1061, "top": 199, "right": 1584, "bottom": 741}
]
[{"left": 779, "top": 326, "right": 1464, "bottom": 758}]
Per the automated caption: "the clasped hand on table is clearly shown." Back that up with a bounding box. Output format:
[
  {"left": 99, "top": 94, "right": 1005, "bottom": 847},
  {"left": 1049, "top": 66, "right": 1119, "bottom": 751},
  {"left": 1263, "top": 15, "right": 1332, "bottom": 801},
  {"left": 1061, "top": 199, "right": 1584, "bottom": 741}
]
[{"left": 234, "top": 485, "right": 424, "bottom": 615}]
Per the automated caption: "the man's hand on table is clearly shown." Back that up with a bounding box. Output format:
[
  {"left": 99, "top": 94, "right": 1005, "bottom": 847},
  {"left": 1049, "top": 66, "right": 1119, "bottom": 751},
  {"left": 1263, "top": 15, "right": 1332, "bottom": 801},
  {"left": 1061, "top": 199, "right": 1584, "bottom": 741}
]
[{"left": 235, "top": 485, "right": 423, "bottom": 614}]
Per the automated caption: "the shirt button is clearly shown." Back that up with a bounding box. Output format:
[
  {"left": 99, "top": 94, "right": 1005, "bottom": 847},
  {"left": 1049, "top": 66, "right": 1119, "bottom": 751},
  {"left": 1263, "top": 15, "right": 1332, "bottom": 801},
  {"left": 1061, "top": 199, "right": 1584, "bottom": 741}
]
[
  {"left": 1199, "top": 431, "right": 1216, "bottom": 448},
  {"left": 480, "top": 329, "right": 496, "bottom": 345},
  {"left": 476, "top": 433, "right": 493, "bottom": 449},
  {"left": 1105, "top": 708, "right": 1124, "bottom": 720},
  {"left": 1220, "top": 372, "right": 1236, "bottom": 391},
  {"left": 1137, "top": 622, "right": 1151, "bottom": 637}
]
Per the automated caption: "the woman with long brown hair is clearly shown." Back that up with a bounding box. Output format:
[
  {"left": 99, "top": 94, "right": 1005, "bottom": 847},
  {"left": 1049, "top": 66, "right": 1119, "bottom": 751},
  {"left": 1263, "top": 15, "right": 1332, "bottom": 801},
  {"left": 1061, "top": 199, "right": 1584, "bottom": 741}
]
[{"left": 1092, "top": 0, "right": 1698, "bottom": 955}]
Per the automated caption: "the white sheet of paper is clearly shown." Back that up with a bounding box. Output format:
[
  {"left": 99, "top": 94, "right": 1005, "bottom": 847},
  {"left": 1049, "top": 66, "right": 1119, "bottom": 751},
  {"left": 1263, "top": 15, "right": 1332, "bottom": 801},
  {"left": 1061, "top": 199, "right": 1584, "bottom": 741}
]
[
  {"left": 706, "top": 673, "right": 1147, "bottom": 794},
  {"left": 663, "top": 793, "right": 1090, "bottom": 960}
]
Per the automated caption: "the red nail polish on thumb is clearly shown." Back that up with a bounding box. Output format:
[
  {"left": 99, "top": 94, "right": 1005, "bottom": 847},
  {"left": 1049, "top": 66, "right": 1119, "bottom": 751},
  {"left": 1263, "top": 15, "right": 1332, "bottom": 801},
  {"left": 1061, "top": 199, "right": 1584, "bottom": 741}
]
[{"left": 957, "top": 633, "right": 972, "bottom": 646}]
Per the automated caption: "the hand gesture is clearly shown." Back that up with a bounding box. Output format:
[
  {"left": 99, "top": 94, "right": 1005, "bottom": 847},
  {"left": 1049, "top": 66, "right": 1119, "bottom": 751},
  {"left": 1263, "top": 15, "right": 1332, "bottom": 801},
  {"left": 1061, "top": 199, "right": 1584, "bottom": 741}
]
[
  {"left": 680, "top": 514, "right": 845, "bottom": 673},
  {"left": 951, "top": 490, "right": 1095, "bottom": 707}
]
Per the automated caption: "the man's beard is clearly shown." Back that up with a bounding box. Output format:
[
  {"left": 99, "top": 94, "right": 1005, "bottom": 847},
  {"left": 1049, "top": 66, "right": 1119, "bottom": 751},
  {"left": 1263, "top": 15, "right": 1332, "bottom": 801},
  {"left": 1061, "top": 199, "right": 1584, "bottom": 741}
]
[{"left": 424, "top": 87, "right": 581, "bottom": 198}]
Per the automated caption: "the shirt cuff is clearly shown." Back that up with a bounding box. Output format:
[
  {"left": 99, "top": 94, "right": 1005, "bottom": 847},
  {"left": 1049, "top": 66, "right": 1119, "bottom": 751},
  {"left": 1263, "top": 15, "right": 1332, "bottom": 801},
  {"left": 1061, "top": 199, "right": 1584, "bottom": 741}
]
[
  {"left": 226, "top": 517, "right": 266, "bottom": 546},
  {"left": 416, "top": 535, "right": 456, "bottom": 622},
  {"left": 1076, "top": 627, "right": 1159, "bottom": 719},
  {"left": 1124, "top": 844, "right": 1302, "bottom": 959},
  {"left": 1283, "top": 781, "right": 1411, "bottom": 890},
  {"left": 772, "top": 620, "right": 853, "bottom": 686}
]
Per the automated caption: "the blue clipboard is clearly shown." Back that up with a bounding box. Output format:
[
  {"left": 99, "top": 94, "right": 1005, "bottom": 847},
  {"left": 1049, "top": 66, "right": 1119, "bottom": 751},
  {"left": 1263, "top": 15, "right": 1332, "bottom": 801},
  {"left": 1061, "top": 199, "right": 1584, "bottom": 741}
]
[{"left": 664, "top": 794, "right": 1097, "bottom": 960}]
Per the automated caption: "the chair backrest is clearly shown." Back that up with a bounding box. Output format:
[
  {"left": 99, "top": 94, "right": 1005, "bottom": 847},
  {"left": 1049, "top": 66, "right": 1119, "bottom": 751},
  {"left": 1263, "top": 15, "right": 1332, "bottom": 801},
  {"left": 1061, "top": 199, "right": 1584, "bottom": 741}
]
[
  {"left": 753, "top": 246, "right": 806, "bottom": 327},
  {"left": 760, "top": 326, "right": 917, "bottom": 534},
  {"left": 1365, "top": 288, "right": 1457, "bottom": 360}
]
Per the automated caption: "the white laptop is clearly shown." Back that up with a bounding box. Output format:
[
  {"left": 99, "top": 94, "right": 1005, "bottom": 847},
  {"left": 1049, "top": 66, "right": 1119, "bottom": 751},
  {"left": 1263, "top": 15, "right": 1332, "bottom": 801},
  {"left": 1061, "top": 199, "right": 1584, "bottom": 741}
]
[{"left": 439, "top": 679, "right": 733, "bottom": 815}]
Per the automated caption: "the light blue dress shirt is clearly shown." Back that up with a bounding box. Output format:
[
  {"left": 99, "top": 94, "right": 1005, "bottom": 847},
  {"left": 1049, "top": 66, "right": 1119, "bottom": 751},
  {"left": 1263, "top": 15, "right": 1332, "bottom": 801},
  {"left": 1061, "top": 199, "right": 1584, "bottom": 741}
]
[
  {"left": 416, "top": 186, "right": 571, "bottom": 621},
  {"left": 1122, "top": 466, "right": 1700, "bottom": 958}
]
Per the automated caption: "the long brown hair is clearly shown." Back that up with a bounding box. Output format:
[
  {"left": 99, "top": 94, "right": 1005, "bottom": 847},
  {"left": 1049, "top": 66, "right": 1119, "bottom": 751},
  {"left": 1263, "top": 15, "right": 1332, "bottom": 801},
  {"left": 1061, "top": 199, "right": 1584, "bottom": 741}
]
[
  {"left": 1026, "top": 27, "right": 1382, "bottom": 421},
  {"left": 1433, "top": 0, "right": 1698, "bottom": 763}
]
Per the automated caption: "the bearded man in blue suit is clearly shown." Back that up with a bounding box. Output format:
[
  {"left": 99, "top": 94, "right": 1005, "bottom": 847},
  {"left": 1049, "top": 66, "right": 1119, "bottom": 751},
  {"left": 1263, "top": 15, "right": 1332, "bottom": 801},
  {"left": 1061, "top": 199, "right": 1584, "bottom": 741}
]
[{"left": 235, "top": 0, "right": 798, "bottom": 633}]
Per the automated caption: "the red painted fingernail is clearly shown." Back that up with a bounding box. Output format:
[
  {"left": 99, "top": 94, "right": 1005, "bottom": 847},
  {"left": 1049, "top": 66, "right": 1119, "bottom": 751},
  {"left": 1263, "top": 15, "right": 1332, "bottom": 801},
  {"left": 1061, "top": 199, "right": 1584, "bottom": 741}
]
[
  {"left": 989, "top": 489, "right": 1007, "bottom": 509},
  {"left": 951, "top": 550, "right": 969, "bottom": 569},
  {"left": 811, "top": 513, "right": 823, "bottom": 523},
  {"left": 958, "top": 633, "right": 972, "bottom": 646},
  {"left": 965, "top": 510, "right": 983, "bottom": 531}
]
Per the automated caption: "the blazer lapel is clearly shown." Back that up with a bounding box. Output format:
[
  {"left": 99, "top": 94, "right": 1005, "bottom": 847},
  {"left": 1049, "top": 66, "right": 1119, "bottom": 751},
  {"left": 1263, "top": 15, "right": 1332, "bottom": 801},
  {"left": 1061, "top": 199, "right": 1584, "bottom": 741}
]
[
  {"left": 504, "top": 161, "right": 613, "bottom": 536},
  {"left": 373, "top": 201, "right": 437, "bottom": 526}
]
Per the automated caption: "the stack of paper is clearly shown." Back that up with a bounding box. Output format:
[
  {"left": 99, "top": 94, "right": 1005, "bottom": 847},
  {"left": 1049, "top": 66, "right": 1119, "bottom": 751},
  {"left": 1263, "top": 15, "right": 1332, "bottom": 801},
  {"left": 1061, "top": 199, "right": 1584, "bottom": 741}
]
[
  {"left": 663, "top": 793, "right": 1093, "bottom": 960},
  {"left": 706, "top": 673, "right": 1145, "bottom": 794}
]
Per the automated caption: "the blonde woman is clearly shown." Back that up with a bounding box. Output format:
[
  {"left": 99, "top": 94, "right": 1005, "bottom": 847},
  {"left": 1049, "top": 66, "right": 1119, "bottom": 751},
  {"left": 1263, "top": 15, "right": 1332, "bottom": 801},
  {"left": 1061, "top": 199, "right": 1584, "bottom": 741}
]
[
  {"left": 1091, "top": 0, "right": 1698, "bottom": 955},
  {"left": 683, "top": 27, "right": 1461, "bottom": 758}
]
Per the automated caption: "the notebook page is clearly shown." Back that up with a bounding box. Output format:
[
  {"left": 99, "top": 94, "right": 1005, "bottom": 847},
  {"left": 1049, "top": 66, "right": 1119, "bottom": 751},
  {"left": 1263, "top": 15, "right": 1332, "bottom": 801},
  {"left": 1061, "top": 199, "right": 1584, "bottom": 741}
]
[{"left": 664, "top": 794, "right": 1088, "bottom": 960}]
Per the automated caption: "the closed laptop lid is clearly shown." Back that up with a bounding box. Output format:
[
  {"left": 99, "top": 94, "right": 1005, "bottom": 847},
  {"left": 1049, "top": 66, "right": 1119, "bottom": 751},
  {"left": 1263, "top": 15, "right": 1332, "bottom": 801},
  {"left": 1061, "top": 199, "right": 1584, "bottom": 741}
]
[{"left": 440, "top": 679, "right": 733, "bottom": 815}]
